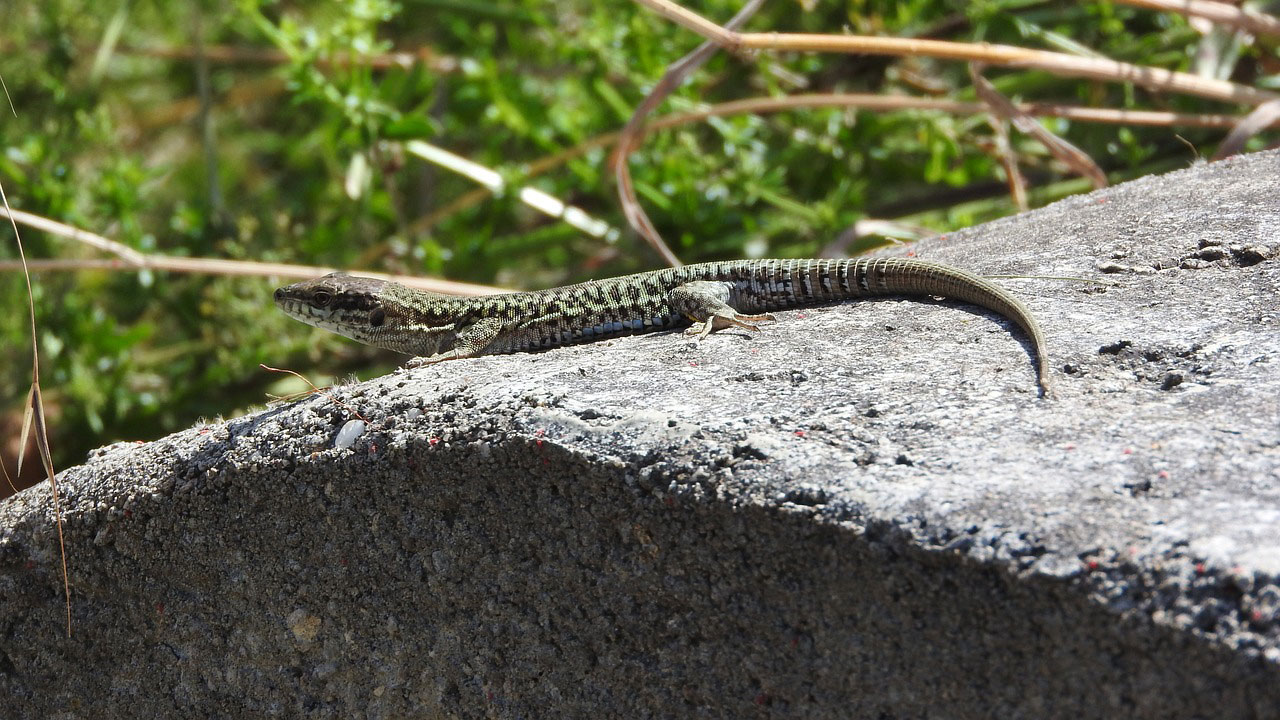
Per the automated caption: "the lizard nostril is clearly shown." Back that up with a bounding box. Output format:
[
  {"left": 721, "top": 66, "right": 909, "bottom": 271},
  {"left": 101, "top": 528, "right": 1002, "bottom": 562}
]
[{"left": 273, "top": 288, "right": 284, "bottom": 303}]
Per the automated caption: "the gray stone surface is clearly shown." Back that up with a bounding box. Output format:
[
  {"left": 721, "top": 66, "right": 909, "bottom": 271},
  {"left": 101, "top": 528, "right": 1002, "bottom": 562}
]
[{"left": 2, "top": 150, "right": 1279, "bottom": 718}]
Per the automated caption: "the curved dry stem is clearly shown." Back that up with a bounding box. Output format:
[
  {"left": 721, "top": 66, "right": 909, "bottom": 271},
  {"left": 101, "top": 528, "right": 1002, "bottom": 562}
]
[
  {"left": 611, "top": 0, "right": 766, "bottom": 268},
  {"left": 1212, "top": 99, "right": 1280, "bottom": 160},
  {"left": 1, "top": 180, "right": 71, "bottom": 637}
]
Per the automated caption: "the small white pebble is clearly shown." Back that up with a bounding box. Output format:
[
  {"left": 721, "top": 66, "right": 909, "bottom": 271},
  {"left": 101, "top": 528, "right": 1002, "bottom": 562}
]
[
  {"left": 406, "top": 407, "right": 422, "bottom": 420},
  {"left": 334, "top": 419, "right": 367, "bottom": 450}
]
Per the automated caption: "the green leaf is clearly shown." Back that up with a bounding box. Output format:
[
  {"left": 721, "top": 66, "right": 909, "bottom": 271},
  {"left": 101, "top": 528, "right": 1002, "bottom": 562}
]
[{"left": 383, "top": 115, "right": 436, "bottom": 139}]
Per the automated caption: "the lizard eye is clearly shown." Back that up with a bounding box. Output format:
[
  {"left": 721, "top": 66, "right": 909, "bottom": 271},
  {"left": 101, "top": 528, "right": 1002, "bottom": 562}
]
[
  {"left": 369, "top": 308, "right": 385, "bottom": 327},
  {"left": 311, "top": 290, "right": 333, "bottom": 307}
]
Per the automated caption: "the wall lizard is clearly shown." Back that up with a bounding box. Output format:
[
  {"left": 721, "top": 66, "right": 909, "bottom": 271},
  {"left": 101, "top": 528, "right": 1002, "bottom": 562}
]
[{"left": 275, "top": 258, "right": 1052, "bottom": 396}]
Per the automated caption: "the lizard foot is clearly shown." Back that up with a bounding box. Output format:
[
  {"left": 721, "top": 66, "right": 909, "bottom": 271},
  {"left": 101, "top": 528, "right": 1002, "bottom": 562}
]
[
  {"left": 405, "top": 354, "right": 449, "bottom": 368},
  {"left": 685, "top": 312, "right": 777, "bottom": 340}
]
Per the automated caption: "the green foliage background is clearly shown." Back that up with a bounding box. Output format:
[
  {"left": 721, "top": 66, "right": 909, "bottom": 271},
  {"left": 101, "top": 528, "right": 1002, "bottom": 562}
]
[{"left": 0, "top": 0, "right": 1275, "bottom": 481}]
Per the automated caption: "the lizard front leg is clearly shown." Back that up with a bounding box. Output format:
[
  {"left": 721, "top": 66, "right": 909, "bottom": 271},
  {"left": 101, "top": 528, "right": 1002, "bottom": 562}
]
[
  {"left": 406, "top": 317, "right": 507, "bottom": 366},
  {"left": 668, "top": 281, "right": 776, "bottom": 340}
]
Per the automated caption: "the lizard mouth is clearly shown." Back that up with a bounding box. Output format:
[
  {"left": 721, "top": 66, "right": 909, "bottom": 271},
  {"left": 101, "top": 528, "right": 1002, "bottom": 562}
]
[{"left": 274, "top": 297, "right": 330, "bottom": 328}]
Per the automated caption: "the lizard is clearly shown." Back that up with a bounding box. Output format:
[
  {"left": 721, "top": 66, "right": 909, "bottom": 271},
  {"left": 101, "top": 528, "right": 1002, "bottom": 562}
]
[{"left": 274, "top": 257, "right": 1052, "bottom": 396}]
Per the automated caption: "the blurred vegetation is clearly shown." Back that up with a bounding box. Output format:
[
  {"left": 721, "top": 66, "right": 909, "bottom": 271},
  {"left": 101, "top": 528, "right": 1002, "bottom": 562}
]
[{"left": 1, "top": 0, "right": 1277, "bottom": 486}]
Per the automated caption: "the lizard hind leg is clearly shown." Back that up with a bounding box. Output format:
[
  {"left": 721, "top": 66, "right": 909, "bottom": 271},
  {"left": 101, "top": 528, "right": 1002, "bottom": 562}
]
[{"left": 668, "top": 281, "right": 776, "bottom": 340}]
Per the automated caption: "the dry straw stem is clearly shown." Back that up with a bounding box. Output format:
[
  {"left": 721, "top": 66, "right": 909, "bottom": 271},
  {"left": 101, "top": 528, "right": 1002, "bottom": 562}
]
[
  {"left": 404, "top": 140, "right": 621, "bottom": 243},
  {"left": 0, "top": 207, "right": 505, "bottom": 296},
  {"left": 632, "top": 0, "right": 1278, "bottom": 106},
  {"left": 975, "top": 95, "right": 1030, "bottom": 211},
  {"left": 260, "top": 364, "right": 370, "bottom": 423},
  {"left": 1117, "top": 0, "right": 1280, "bottom": 38},
  {"left": 659, "top": 95, "right": 1244, "bottom": 128}
]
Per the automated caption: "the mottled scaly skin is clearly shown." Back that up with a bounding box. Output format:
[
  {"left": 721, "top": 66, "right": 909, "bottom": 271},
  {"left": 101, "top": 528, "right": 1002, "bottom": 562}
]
[{"left": 275, "top": 258, "right": 1052, "bottom": 395}]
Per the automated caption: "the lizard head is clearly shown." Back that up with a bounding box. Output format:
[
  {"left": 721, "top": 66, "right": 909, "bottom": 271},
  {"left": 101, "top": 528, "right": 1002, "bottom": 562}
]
[{"left": 274, "top": 272, "right": 458, "bottom": 356}]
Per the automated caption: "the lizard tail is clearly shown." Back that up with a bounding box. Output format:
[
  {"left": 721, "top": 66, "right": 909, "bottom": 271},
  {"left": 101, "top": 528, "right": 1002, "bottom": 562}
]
[{"left": 840, "top": 258, "right": 1053, "bottom": 397}]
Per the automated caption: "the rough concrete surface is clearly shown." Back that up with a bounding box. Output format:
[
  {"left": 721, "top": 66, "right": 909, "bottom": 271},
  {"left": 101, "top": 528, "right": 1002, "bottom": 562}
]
[{"left": 2, "top": 150, "right": 1279, "bottom": 719}]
